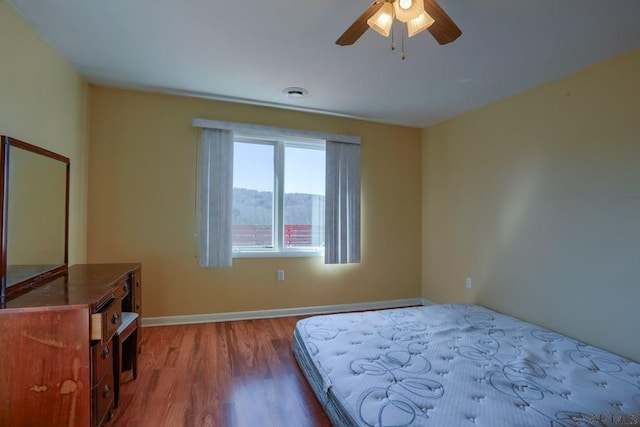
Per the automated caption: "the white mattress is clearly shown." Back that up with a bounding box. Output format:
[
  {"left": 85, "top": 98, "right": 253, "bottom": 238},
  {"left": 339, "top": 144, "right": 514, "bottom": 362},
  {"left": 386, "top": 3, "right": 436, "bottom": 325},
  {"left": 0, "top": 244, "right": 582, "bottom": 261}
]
[{"left": 293, "top": 304, "right": 640, "bottom": 426}]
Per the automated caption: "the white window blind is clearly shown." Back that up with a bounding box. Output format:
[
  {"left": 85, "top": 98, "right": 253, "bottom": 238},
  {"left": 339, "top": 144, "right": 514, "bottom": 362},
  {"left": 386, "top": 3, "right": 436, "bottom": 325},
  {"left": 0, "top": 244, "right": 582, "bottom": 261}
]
[
  {"left": 325, "top": 141, "right": 361, "bottom": 264},
  {"left": 197, "top": 128, "right": 234, "bottom": 267}
]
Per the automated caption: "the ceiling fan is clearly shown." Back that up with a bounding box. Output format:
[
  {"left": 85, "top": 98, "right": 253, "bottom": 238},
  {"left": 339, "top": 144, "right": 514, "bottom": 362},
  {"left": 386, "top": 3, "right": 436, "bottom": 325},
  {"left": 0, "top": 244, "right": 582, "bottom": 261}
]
[{"left": 336, "top": 0, "right": 461, "bottom": 47}]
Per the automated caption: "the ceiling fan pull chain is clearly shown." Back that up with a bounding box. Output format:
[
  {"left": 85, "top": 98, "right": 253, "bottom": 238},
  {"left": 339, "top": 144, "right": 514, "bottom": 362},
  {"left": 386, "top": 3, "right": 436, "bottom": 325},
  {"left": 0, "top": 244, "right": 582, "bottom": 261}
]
[
  {"left": 391, "top": 4, "right": 396, "bottom": 51},
  {"left": 401, "top": 25, "right": 406, "bottom": 60},
  {"left": 391, "top": 19, "right": 395, "bottom": 51}
]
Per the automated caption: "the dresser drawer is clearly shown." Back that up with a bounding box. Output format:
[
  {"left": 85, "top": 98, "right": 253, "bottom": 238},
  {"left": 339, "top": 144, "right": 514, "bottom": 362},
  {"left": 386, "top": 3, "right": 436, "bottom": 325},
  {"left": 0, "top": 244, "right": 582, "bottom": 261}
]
[
  {"left": 93, "top": 371, "right": 114, "bottom": 427},
  {"left": 90, "top": 298, "right": 122, "bottom": 342},
  {"left": 132, "top": 267, "right": 142, "bottom": 316},
  {"left": 91, "top": 340, "right": 113, "bottom": 386},
  {"left": 113, "top": 276, "right": 130, "bottom": 300}
]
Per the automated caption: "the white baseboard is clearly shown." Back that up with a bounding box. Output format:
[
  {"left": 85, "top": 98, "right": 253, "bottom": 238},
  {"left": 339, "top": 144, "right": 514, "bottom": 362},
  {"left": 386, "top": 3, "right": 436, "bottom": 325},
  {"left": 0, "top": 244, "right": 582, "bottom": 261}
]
[{"left": 142, "top": 297, "right": 425, "bottom": 327}]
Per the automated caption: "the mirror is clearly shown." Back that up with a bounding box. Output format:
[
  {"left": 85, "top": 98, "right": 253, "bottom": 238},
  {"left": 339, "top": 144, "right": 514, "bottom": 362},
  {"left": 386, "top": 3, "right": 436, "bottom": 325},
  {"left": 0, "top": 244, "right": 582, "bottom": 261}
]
[{"left": 1, "top": 136, "right": 69, "bottom": 303}]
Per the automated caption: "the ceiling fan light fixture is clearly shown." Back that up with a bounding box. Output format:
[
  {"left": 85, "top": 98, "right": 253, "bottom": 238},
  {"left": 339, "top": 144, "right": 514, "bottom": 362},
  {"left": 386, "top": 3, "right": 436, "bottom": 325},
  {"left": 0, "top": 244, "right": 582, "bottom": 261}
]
[
  {"left": 367, "top": 2, "right": 394, "bottom": 37},
  {"left": 393, "top": 0, "right": 423, "bottom": 23},
  {"left": 407, "top": 11, "right": 435, "bottom": 37},
  {"left": 335, "top": 0, "right": 462, "bottom": 48}
]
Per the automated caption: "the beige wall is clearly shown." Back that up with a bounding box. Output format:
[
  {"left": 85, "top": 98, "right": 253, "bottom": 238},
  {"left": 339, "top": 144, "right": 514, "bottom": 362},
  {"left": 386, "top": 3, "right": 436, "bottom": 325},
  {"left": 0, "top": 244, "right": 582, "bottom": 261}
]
[
  {"left": 422, "top": 48, "right": 640, "bottom": 362},
  {"left": 88, "top": 87, "right": 422, "bottom": 317},
  {"left": 0, "top": 1, "right": 88, "bottom": 264}
]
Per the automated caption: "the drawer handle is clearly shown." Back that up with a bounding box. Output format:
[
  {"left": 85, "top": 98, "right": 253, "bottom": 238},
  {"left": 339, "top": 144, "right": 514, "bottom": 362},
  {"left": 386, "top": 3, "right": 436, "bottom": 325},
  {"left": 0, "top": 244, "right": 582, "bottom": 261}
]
[
  {"left": 136, "top": 280, "right": 140, "bottom": 287},
  {"left": 136, "top": 303, "right": 141, "bottom": 310},
  {"left": 112, "top": 312, "right": 120, "bottom": 324},
  {"left": 103, "top": 384, "right": 111, "bottom": 398},
  {"left": 102, "top": 346, "right": 110, "bottom": 359}
]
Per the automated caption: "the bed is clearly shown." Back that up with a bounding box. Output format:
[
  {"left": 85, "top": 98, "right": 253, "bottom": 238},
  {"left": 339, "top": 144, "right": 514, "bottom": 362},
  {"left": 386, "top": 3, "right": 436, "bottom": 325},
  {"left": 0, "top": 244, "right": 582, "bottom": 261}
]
[{"left": 293, "top": 304, "right": 640, "bottom": 426}]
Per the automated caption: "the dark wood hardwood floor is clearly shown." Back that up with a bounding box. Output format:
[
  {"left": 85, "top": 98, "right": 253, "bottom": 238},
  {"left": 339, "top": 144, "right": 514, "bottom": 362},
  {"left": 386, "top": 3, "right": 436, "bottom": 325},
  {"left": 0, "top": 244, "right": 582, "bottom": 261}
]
[{"left": 111, "top": 316, "right": 332, "bottom": 427}]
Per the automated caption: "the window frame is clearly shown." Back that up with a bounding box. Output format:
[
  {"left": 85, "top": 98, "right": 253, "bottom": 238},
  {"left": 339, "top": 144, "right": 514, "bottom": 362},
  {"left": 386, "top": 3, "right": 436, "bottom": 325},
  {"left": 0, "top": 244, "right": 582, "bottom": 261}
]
[{"left": 231, "top": 134, "right": 326, "bottom": 258}]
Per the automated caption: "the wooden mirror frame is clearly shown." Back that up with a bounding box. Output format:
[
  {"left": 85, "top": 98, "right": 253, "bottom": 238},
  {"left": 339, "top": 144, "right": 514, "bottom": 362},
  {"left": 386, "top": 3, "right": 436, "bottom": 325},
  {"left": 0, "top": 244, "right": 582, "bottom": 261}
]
[{"left": 0, "top": 136, "right": 70, "bottom": 305}]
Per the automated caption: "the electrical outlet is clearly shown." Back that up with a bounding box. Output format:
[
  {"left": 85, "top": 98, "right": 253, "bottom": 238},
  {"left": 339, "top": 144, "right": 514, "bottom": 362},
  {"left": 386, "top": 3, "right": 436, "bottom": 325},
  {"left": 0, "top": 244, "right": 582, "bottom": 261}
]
[
  {"left": 466, "top": 277, "right": 472, "bottom": 289},
  {"left": 277, "top": 270, "right": 285, "bottom": 281}
]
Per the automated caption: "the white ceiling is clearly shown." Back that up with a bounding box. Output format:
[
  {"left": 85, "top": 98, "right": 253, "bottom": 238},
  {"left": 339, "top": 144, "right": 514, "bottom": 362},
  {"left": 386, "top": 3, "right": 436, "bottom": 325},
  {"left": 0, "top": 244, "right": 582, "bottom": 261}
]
[{"left": 8, "top": 0, "right": 640, "bottom": 128}]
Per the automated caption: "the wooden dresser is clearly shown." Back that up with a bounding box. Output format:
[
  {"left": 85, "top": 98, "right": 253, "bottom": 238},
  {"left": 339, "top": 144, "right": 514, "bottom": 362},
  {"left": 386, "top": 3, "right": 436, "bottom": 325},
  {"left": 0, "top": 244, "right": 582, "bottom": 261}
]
[{"left": 0, "top": 263, "right": 142, "bottom": 427}]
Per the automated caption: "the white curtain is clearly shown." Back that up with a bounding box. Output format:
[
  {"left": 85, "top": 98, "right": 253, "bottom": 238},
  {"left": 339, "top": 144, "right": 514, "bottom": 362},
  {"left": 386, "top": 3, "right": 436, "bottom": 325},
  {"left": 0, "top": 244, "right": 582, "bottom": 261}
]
[
  {"left": 197, "top": 128, "right": 234, "bottom": 267},
  {"left": 325, "top": 141, "right": 361, "bottom": 264}
]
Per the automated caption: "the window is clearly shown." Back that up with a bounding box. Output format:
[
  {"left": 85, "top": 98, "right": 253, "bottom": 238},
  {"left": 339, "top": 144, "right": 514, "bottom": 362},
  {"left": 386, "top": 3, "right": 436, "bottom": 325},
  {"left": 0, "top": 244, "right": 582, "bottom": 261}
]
[
  {"left": 232, "top": 136, "right": 325, "bottom": 256},
  {"left": 194, "top": 119, "right": 361, "bottom": 267}
]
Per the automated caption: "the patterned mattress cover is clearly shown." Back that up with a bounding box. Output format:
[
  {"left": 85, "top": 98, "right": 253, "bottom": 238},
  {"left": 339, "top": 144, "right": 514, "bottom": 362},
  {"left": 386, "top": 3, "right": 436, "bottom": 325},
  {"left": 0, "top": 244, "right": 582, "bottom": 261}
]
[{"left": 292, "top": 304, "right": 640, "bottom": 426}]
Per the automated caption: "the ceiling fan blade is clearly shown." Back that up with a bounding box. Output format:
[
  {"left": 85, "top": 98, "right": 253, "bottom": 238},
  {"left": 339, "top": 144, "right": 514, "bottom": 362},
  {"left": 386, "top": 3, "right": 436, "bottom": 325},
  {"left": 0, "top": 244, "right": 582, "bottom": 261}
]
[
  {"left": 336, "top": 1, "right": 384, "bottom": 46},
  {"left": 423, "top": 0, "right": 462, "bottom": 45}
]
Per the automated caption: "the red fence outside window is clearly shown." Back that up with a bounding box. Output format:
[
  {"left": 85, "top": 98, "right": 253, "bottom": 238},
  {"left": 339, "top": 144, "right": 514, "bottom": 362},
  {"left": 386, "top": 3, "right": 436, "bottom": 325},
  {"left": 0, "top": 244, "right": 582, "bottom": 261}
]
[{"left": 232, "top": 224, "right": 322, "bottom": 248}]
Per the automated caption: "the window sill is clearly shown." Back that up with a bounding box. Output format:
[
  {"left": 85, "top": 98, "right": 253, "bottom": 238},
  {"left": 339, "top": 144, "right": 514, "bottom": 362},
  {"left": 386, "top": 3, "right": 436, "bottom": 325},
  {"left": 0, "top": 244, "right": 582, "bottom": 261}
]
[{"left": 233, "top": 251, "right": 323, "bottom": 259}]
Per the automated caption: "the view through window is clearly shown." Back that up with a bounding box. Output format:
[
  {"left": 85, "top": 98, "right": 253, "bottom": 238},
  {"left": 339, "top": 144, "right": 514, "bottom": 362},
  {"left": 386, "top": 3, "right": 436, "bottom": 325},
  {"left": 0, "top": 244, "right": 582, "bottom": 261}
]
[{"left": 232, "top": 138, "right": 325, "bottom": 254}]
